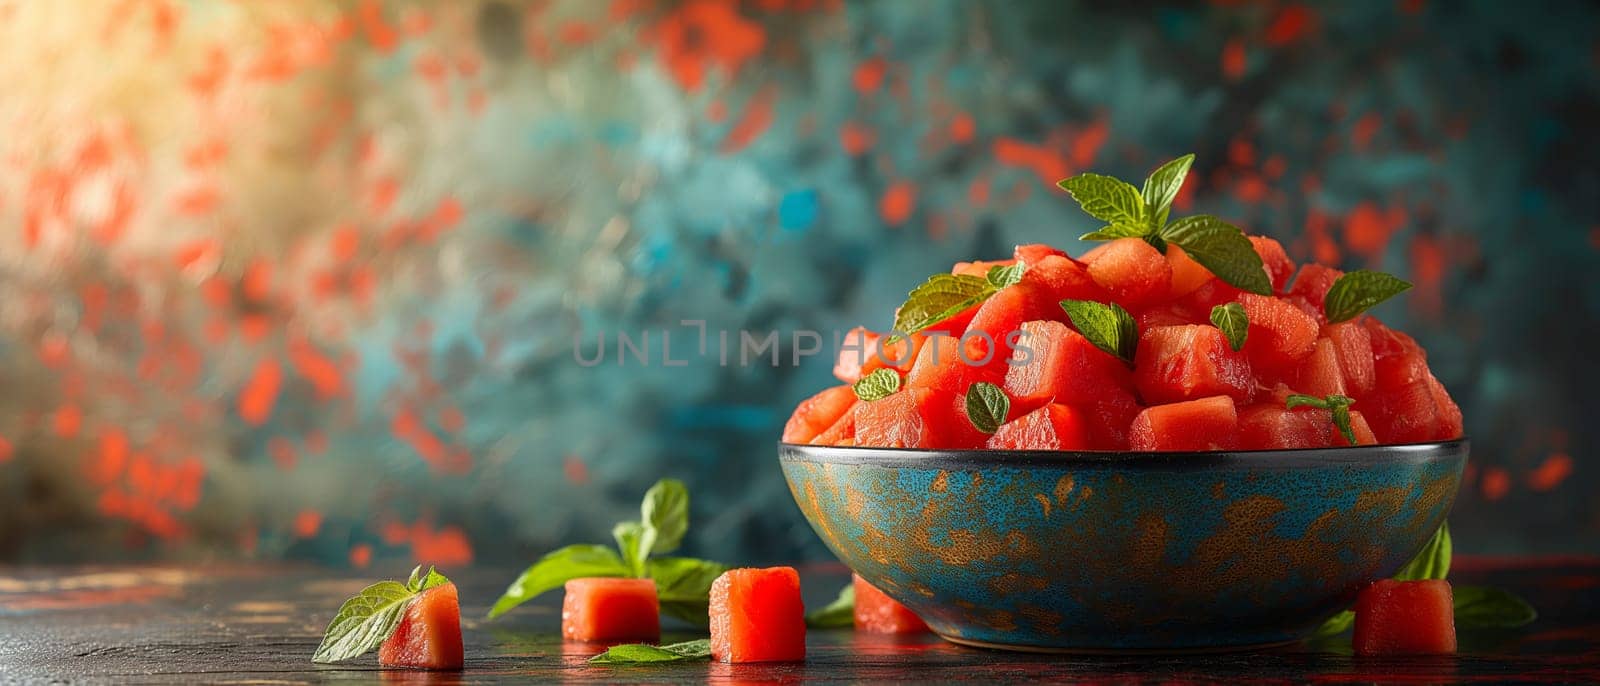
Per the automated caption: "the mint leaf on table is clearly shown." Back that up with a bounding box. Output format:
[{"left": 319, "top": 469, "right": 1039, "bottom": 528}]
[
  {"left": 1311, "top": 609, "right": 1354, "bottom": 638},
  {"left": 1393, "top": 522, "right": 1452, "bottom": 581},
  {"left": 853, "top": 368, "right": 902, "bottom": 402},
  {"left": 1285, "top": 393, "right": 1358, "bottom": 446},
  {"left": 1141, "top": 153, "right": 1195, "bottom": 228},
  {"left": 891, "top": 264, "right": 1027, "bottom": 340},
  {"left": 1453, "top": 586, "right": 1538, "bottom": 628},
  {"left": 488, "top": 544, "right": 629, "bottom": 619},
  {"left": 1060, "top": 299, "right": 1138, "bottom": 364},
  {"left": 806, "top": 583, "right": 856, "bottom": 629},
  {"left": 964, "top": 382, "right": 1010, "bottom": 434},
  {"left": 1157, "top": 215, "right": 1272, "bottom": 296},
  {"left": 642, "top": 478, "right": 689, "bottom": 555},
  {"left": 1324, "top": 270, "right": 1414, "bottom": 323},
  {"left": 314, "top": 566, "right": 453, "bottom": 663},
  {"left": 589, "top": 639, "right": 713, "bottom": 665},
  {"left": 1209, "top": 302, "right": 1249, "bottom": 351},
  {"left": 649, "top": 557, "right": 728, "bottom": 626}
]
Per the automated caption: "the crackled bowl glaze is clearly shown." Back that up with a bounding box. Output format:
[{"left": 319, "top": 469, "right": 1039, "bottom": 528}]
[{"left": 780, "top": 441, "right": 1466, "bottom": 652}]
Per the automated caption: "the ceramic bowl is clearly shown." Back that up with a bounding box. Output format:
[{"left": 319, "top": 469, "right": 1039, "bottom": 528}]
[{"left": 780, "top": 440, "right": 1466, "bottom": 652}]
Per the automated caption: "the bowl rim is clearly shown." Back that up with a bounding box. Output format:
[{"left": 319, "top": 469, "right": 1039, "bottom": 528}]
[{"left": 780, "top": 438, "right": 1468, "bottom": 470}]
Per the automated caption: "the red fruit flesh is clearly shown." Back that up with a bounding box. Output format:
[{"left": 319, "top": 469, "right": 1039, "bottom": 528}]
[
  {"left": 1249, "top": 236, "right": 1295, "bottom": 292},
  {"left": 1086, "top": 387, "right": 1143, "bottom": 450},
  {"left": 378, "top": 583, "right": 464, "bottom": 670},
  {"left": 987, "top": 403, "right": 1090, "bottom": 450},
  {"left": 1285, "top": 264, "right": 1344, "bottom": 317},
  {"left": 782, "top": 386, "right": 858, "bottom": 444},
  {"left": 1129, "top": 396, "right": 1239, "bottom": 451},
  {"left": 709, "top": 567, "right": 806, "bottom": 663},
  {"left": 810, "top": 404, "right": 858, "bottom": 445},
  {"left": 1238, "top": 404, "right": 1342, "bottom": 449},
  {"left": 1354, "top": 579, "right": 1456, "bottom": 655},
  {"left": 1003, "top": 320, "right": 1130, "bottom": 411},
  {"left": 853, "top": 574, "right": 929, "bottom": 634},
  {"left": 1086, "top": 237, "right": 1173, "bottom": 307},
  {"left": 1165, "top": 245, "right": 1214, "bottom": 298},
  {"left": 833, "top": 328, "right": 923, "bottom": 384},
  {"left": 962, "top": 284, "right": 1058, "bottom": 379},
  {"left": 1322, "top": 321, "right": 1375, "bottom": 397},
  {"left": 1023, "top": 254, "right": 1111, "bottom": 306},
  {"left": 952, "top": 258, "right": 1016, "bottom": 278},
  {"left": 855, "top": 387, "right": 983, "bottom": 449},
  {"left": 1296, "top": 337, "right": 1348, "bottom": 397},
  {"left": 1238, "top": 293, "right": 1320, "bottom": 380},
  {"left": 562, "top": 577, "right": 661, "bottom": 643},
  {"left": 1133, "top": 325, "right": 1254, "bottom": 404}
]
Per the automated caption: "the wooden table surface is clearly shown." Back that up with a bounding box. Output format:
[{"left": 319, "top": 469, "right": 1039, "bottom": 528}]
[{"left": 2, "top": 558, "right": 1597, "bottom": 684}]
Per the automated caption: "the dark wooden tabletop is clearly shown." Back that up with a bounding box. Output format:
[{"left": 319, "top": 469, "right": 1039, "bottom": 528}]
[{"left": 2, "top": 558, "right": 1597, "bottom": 684}]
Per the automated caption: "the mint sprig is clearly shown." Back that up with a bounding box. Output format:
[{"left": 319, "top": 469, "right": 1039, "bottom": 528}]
[
  {"left": 1209, "top": 302, "right": 1249, "bottom": 351},
  {"left": 1393, "top": 522, "right": 1451, "bottom": 581},
  {"left": 806, "top": 583, "right": 856, "bottom": 628},
  {"left": 489, "top": 479, "right": 725, "bottom": 624},
  {"left": 1059, "top": 154, "right": 1271, "bottom": 295},
  {"left": 1324, "top": 270, "right": 1413, "bottom": 323},
  {"left": 964, "top": 382, "right": 1010, "bottom": 434},
  {"left": 1285, "top": 393, "right": 1358, "bottom": 446},
  {"left": 1059, "top": 299, "right": 1138, "bottom": 364},
  {"left": 313, "top": 565, "right": 452, "bottom": 664},
  {"left": 890, "top": 263, "right": 1027, "bottom": 339},
  {"left": 590, "top": 638, "right": 713, "bottom": 664},
  {"left": 853, "top": 368, "right": 902, "bottom": 402}
]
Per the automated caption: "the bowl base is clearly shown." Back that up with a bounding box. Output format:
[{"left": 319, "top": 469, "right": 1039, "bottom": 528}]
[{"left": 937, "top": 633, "right": 1299, "bottom": 655}]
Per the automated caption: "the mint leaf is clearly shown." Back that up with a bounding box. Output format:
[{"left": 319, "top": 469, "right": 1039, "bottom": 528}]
[
  {"left": 890, "top": 273, "right": 993, "bottom": 339},
  {"left": 642, "top": 478, "right": 689, "bottom": 555},
  {"left": 312, "top": 579, "right": 417, "bottom": 663},
  {"left": 853, "top": 368, "right": 902, "bottom": 402},
  {"left": 806, "top": 583, "right": 856, "bottom": 629},
  {"left": 1454, "top": 586, "right": 1537, "bottom": 628},
  {"left": 1324, "top": 270, "right": 1414, "bottom": 323},
  {"left": 1059, "top": 299, "right": 1138, "bottom": 364},
  {"left": 488, "top": 544, "right": 629, "bottom": 619},
  {"left": 1311, "top": 609, "right": 1354, "bottom": 637},
  {"left": 404, "top": 565, "right": 451, "bottom": 593},
  {"left": 590, "top": 639, "right": 713, "bottom": 664},
  {"left": 1058, "top": 173, "right": 1146, "bottom": 228},
  {"left": 1158, "top": 215, "right": 1271, "bottom": 295},
  {"left": 1079, "top": 223, "right": 1149, "bottom": 241},
  {"left": 1285, "top": 393, "right": 1358, "bottom": 446},
  {"left": 986, "top": 262, "right": 1026, "bottom": 289},
  {"left": 614, "top": 521, "right": 656, "bottom": 578},
  {"left": 1141, "top": 154, "right": 1195, "bottom": 229},
  {"left": 648, "top": 557, "right": 728, "bottom": 626},
  {"left": 964, "top": 382, "right": 1010, "bottom": 434},
  {"left": 1209, "top": 302, "right": 1248, "bottom": 351},
  {"left": 1394, "top": 522, "right": 1452, "bottom": 581}
]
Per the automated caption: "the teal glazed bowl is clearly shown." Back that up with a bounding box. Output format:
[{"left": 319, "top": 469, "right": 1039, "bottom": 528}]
[{"left": 780, "top": 440, "right": 1466, "bottom": 652}]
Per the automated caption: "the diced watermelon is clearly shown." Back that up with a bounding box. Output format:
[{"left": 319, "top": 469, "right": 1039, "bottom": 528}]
[
  {"left": 853, "top": 574, "right": 929, "bottom": 634},
  {"left": 1238, "top": 404, "right": 1345, "bottom": 449},
  {"left": 962, "top": 284, "right": 1060, "bottom": 377},
  {"left": 987, "top": 403, "right": 1090, "bottom": 450},
  {"left": 1173, "top": 278, "right": 1243, "bottom": 315},
  {"left": 810, "top": 404, "right": 858, "bottom": 446},
  {"left": 1133, "top": 325, "right": 1254, "bottom": 404},
  {"left": 1136, "top": 303, "right": 1202, "bottom": 330},
  {"left": 561, "top": 577, "right": 660, "bottom": 643},
  {"left": 1357, "top": 321, "right": 1463, "bottom": 443},
  {"left": 1248, "top": 235, "right": 1295, "bottom": 292},
  {"left": 782, "top": 386, "right": 858, "bottom": 444},
  {"left": 1353, "top": 579, "right": 1456, "bottom": 656},
  {"left": 1349, "top": 410, "right": 1379, "bottom": 445},
  {"left": 905, "top": 332, "right": 1003, "bottom": 397},
  {"left": 1013, "top": 243, "right": 1067, "bottom": 264},
  {"left": 1322, "top": 321, "right": 1376, "bottom": 397},
  {"left": 952, "top": 258, "right": 1016, "bottom": 278},
  {"left": 1238, "top": 293, "right": 1320, "bottom": 380},
  {"left": 855, "top": 387, "right": 984, "bottom": 449},
  {"left": 833, "top": 328, "right": 923, "bottom": 384},
  {"left": 1128, "top": 396, "right": 1239, "bottom": 451},
  {"left": 1296, "top": 338, "right": 1348, "bottom": 397},
  {"left": 1165, "top": 245, "right": 1214, "bottom": 298},
  {"left": 1285, "top": 264, "right": 1344, "bottom": 318},
  {"left": 1003, "top": 320, "right": 1131, "bottom": 411},
  {"left": 1086, "top": 237, "right": 1173, "bottom": 307},
  {"left": 1086, "top": 387, "right": 1143, "bottom": 451},
  {"left": 378, "top": 582, "right": 464, "bottom": 670},
  {"left": 709, "top": 567, "right": 806, "bottom": 663},
  {"left": 1021, "top": 255, "right": 1111, "bottom": 306}
]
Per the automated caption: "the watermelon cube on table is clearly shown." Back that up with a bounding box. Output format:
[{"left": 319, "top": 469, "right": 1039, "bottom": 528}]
[
  {"left": 853, "top": 574, "right": 929, "bottom": 634},
  {"left": 561, "top": 577, "right": 660, "bottom": 643},
  {"left": 1133, "top": 324, "right": 1254, "bottom": 405},
  {"left": 1128, "top": 396, "right": 1239, "bottom": 451},
  {"left": 1354, "top": 579, "right": 1457, "bottom": 655},
  {"left": 709, "top": 567, "right": 806, "bottom": 663},
  {"left": 378, "top": 582, "right": 464, "bottom": 670},
  {"left": 987, "top": 403, "right": 1090, "bottom": 450},
  {"left": 782, "top": 386, "right": 858, "bottom": 444}
]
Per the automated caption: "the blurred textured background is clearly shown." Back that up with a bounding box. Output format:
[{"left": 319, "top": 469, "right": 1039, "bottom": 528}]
[{"left": 0, "top": 0, "right": 1595, "bottom": 568}]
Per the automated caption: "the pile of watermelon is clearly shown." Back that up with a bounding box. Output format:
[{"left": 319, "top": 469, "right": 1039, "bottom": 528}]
[{"left": 785, "top": 236, "right": 1462, "bottom": 451}]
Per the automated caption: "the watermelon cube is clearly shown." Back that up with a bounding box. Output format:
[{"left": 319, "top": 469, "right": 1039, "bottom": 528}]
[
  {"left": 1133, "top": 325, "right": 1254, "bottom": 405},
  {"left": 987, "top": 403, "right": 1090, "bottom": 450},
  {"left": 1136, "top": 303, "right": 1203, "bottom": 330},
  {"left": 810, "top": 405, "right": 858, "bottom": 446},
  {"left": 855, "top": 387, "right": 984, "bottom": 449},
  {"left": 1285, "top": 264, "right": 1344, "bottom": 318},
  {"left": 1013, "top": 243, "right": 1066, "bottom": 264},
  {"left": 1086, "top": 387, "right": 1144, "bottom": 451},
  {"left": 952, "top": 258, "right": 1015, "bottom": 278},
  {"left": 853, "top": 574, "right": 929, "bottom": 634},
  {"left": 1165, "top": 245, "right": 1214, "bottom": 298},
  {"left": 1021, "top": 254, "right": 1111, "bottom": 306},
  {"left": 1322, "top": 321, "right": 1376, "bottom": 397},
  {"left": 1128, "top": 396, "right": 1239, "bottom": 451},
  {"left": 1353, "top": 579, "right": 1457, "bottom": 655},
  {"left": 1249, "top": 235, "right": 1296, "bottom": 292},
  {"left": 1086, "top": 237, "right": 1173, "bottom": 307},
  {"left": 1003, "top": 320, "right": 1130, "bottom": 411},
  {"left": 1238, "top": 293, "right": 1320, "bottom": 380},
  {"left": 1237, "top": 404, "right": 1375, "bottom": 449},
  {"left": 1295, "top": 337, "right": 1348, "bottom": 397},
  {"left": 709, "top": 567, "right": 806, "bottom": 663},
  {"left": 782, "top": 386, "right": 858, "bottom": 444},
  {"left": 378, "top": 582, "right": 464, "bottom": 670},
  {"left": 562, "top": 577, "right": 660, "bottom": 643},
  {"left": 832, "top": 328, "right": 923, "bottom": 384}
]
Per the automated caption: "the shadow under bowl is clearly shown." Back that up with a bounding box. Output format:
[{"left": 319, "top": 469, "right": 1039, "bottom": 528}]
[{"left": 780, "top": 440, "right": 1466, "bottom": 653}]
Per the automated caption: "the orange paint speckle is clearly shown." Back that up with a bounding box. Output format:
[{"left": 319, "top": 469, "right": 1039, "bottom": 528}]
[
  {"left": 288, "top": 338, "right": 346, "bottom": 399},
  {"left": 269, "top": 437, "right": 297, "bottom": 471},
  {"left": 992, "top": 137, "right": 1070, "bottom": 187},
  {"left": 349, "top": 543, "right": 373, "bottom": 568},
  {"left": 648, "top": 0, "right": 766, "bottom": 92},
  {"left": 0, "top": 435, "right": 11, "bottom": 463},
  {"left": 1352, "top": 112, "right": 1382, "bottom": 150},
  {"left": 440, "top": 406, "right": 466, "bottom": 435},
  {"left": 950, "top": 113, "right": 976, "bottom": 144},
  {"left": 239, "top": 359, "right": 283, "bottom": 426},
  {"left": 720, "top": 86, "right": 777, "bottom": 154},
  {"left": 1222, "top": 39, "right": 1247, "bottom": 80},
  {"left": 53, "top": 404, "right": 83, "bottom": 438},
  {"left": 1264, "top": 4, "right": 1315, "bottom": 47},
  {"left": 359, "top": 0, "right": 399, "bottom": 53},
  {"left": 1528, "top": 453, "right": 1573, "bottom": 492},
  {"left": 1343, "top": 201, "right": 1396, "bottom": 261},
  {"left": 564, "top": 454, "right": 590, "bottom": 485},
  {"left": 839, "top": 121, "right": 876, "bottom": 156},
  {"left": 92, "top": 428, "right": 129, "bottom": 484},
  {"left": 852, "top": 57, "right": 887, "bottom": 94},
  {"left": 968, "top": 177, "right": 991, "bottom": 208},
  {"left": 1482, "top": 467, "right": 1511, "bottom": 501},
  {"left": 1408, "top": 234, "right": 1445, "bottom": 318},
  {"left": 1070, "top": 120, "right": 1109, "bottom": 168},
  {"left": 293, "top": 510, "right": 322, "bottom": 538},
  {"left": 879, "top": 181, "right": 916, "bottom": 227},
  {"left": 392, "top": 407, "right": 467, "bottom": 473}
]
